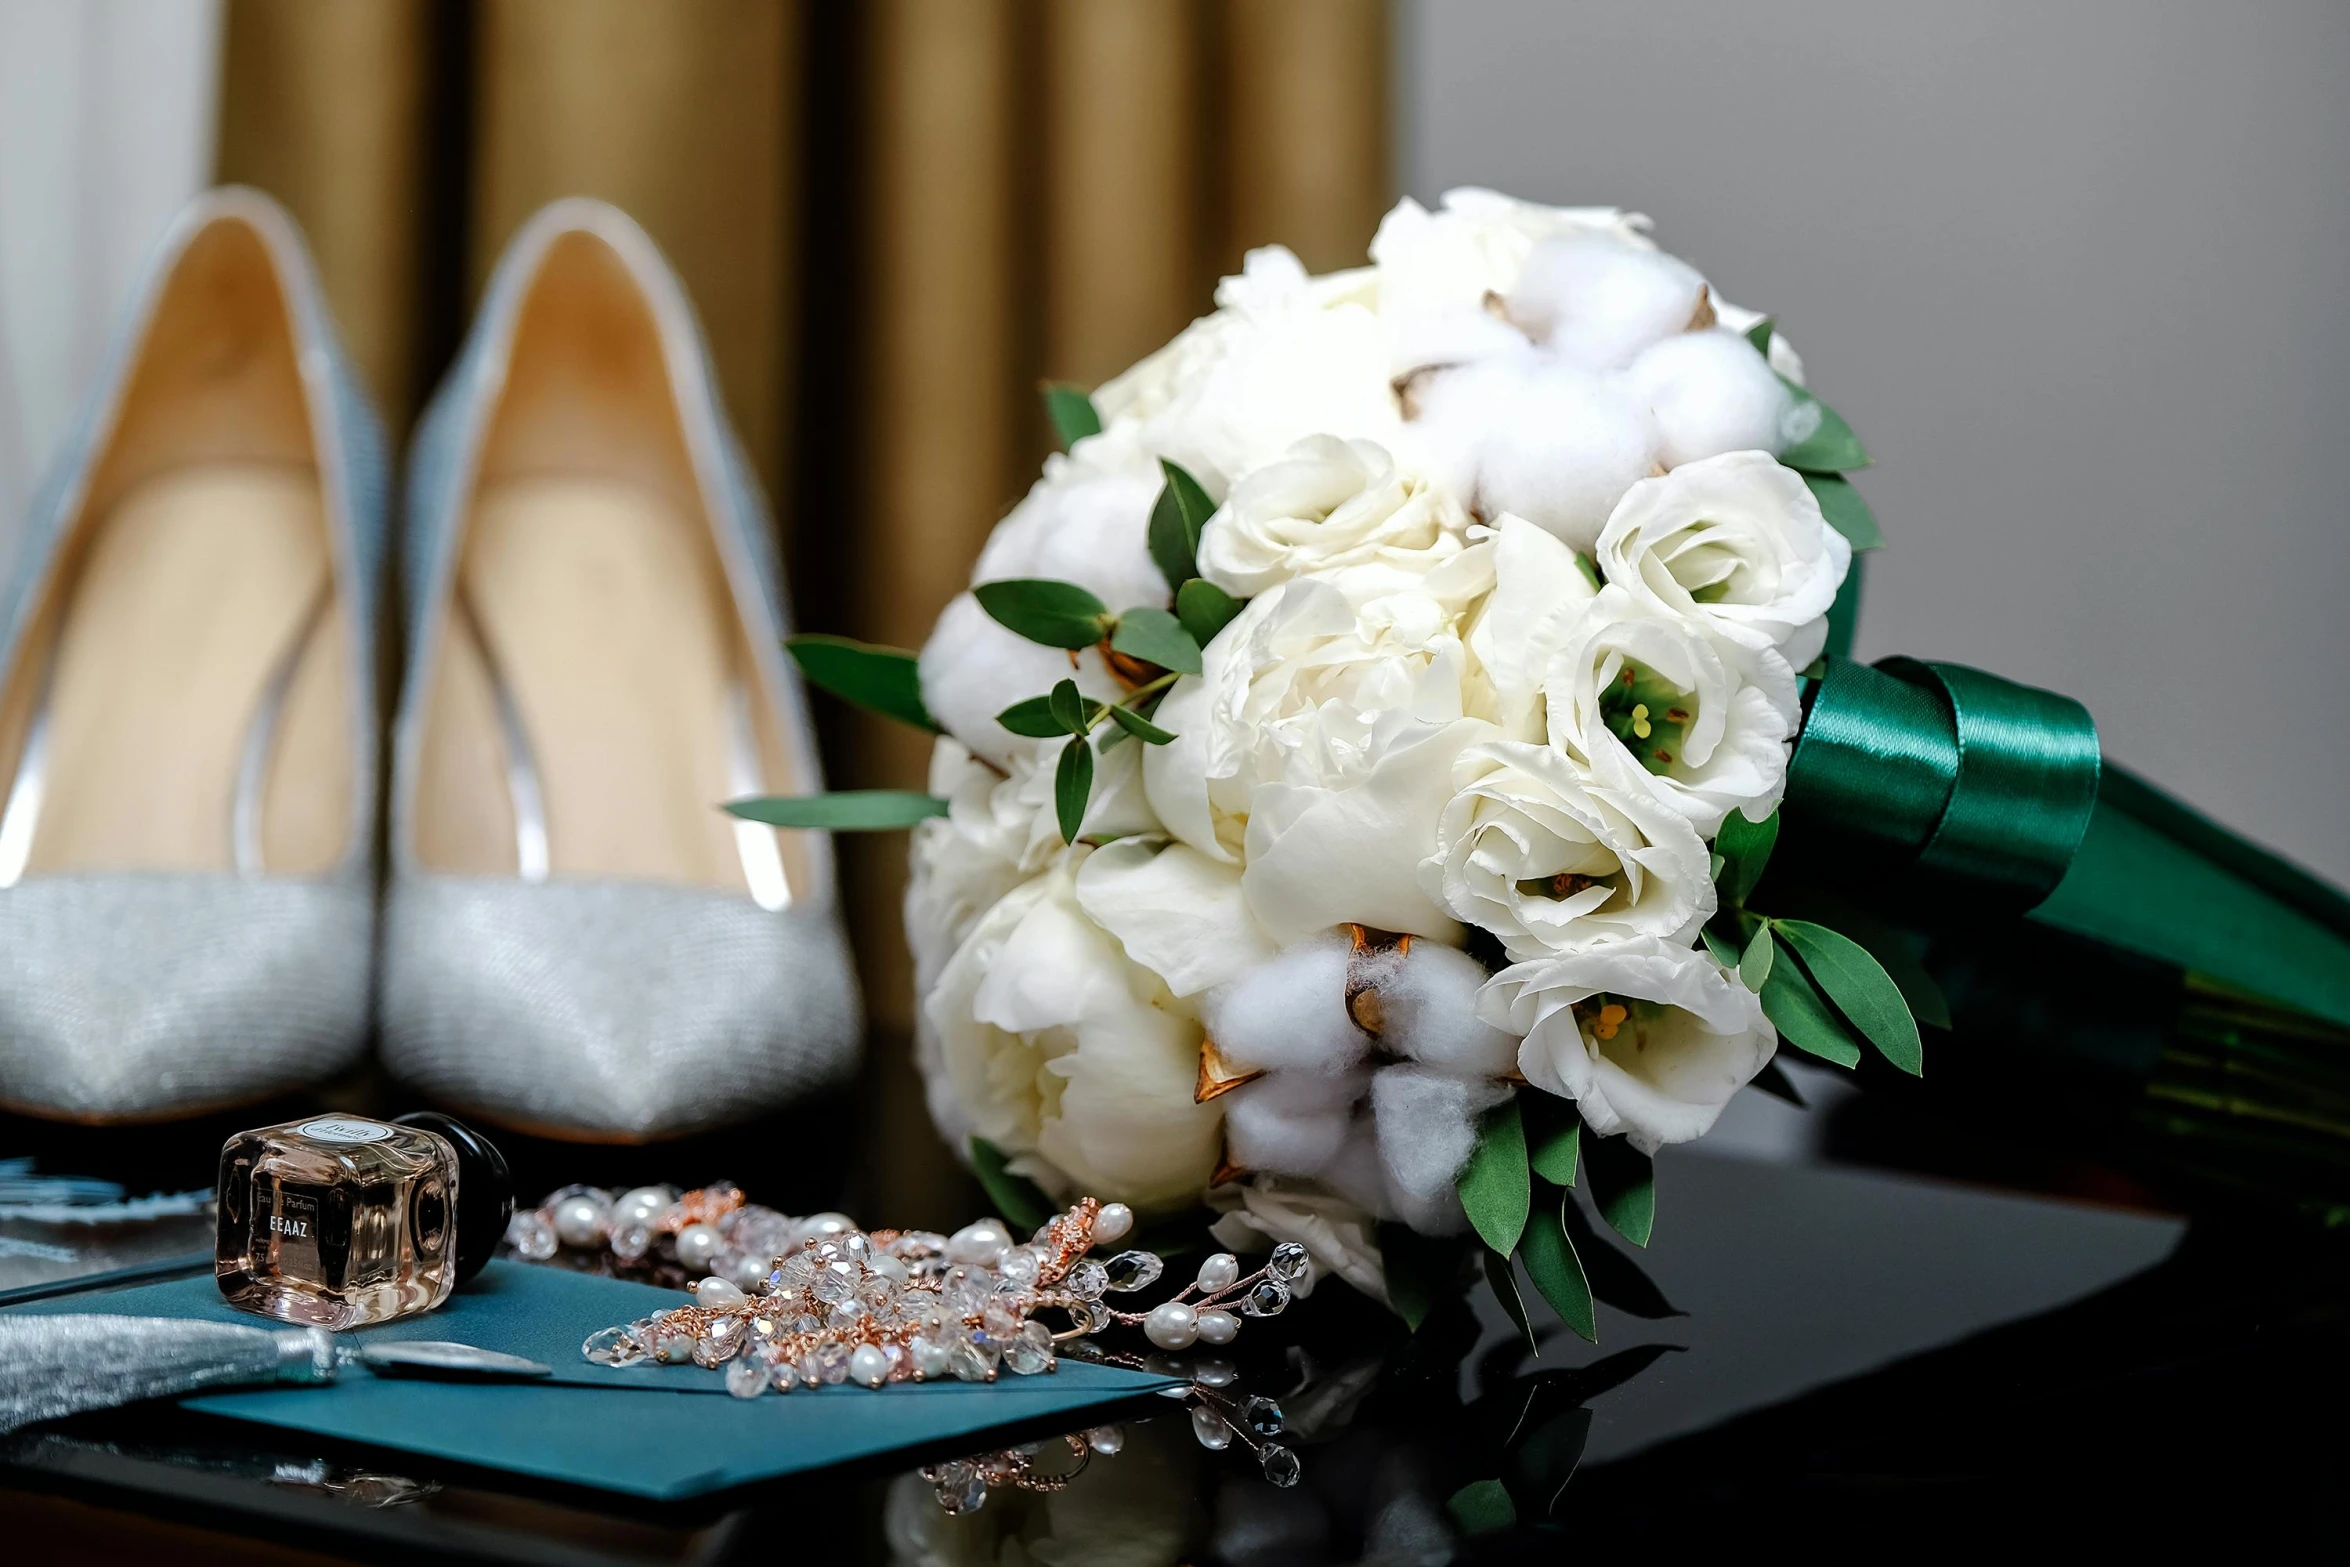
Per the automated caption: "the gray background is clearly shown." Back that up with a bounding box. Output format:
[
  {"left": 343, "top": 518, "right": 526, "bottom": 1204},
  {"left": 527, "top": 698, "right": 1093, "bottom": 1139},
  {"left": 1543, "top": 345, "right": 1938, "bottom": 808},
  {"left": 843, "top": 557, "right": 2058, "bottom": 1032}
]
[{"left": 1399, "top": 0, "right": 2350, "bottom": 887}]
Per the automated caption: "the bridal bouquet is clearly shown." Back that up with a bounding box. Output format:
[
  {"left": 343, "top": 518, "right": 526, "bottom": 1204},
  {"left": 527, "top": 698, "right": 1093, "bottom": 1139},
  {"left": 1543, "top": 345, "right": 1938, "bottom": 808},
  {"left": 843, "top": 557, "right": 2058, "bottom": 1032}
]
[{"left": 747, "top": 189, "right": 2350, "bottom": 1329}]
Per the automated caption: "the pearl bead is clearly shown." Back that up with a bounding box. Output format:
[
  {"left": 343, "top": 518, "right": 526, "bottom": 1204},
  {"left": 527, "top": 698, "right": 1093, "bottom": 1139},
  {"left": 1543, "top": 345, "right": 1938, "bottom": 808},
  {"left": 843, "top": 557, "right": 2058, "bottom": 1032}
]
[
  {"left": 946, "top": 1219, "right": 1011, "bottom": 1266},
  {"left": 912, "top": 1337, "right": 953, "bottom": 1377},
  {"left": 797, "top": 1212, "right": 854, "bottom": 1246},
  {"left": 1195, "top": 1308, "right": 1239, "bottom": 1345},
  {"left": 694, "top": 1276, "right": 746, "bottom": 1309},
  {"left": 551, "top": 1195, "right": 608, "bottom": 1249},
  {"left": 849, "top": 1344, "right": 892, "bottom": 1388},
  {"left": 675, "top": 1222, "right": 723, "bottom": 1270},
  {"left": 657, "top": 1333, "right": 696, "bottom": 1364},
  {"left": 1143, "top": 1301, "right": 1199, "bottom": 1350},
  {"left": 610, "top": 1186, "right": 672, "bottom": 1229},
  {"left": 867, "top": 1253, "right": 909, "bottom": 1283},
  {"left": 1093, "top": 1203, "right": 1133, "bottom": 1244},
  {"left": 1086, "top": 1425, "right": 1125, "bottom": 1455},
  {"left": 1195, "top": 1252, "right": 1239, "bottom": 1293}
]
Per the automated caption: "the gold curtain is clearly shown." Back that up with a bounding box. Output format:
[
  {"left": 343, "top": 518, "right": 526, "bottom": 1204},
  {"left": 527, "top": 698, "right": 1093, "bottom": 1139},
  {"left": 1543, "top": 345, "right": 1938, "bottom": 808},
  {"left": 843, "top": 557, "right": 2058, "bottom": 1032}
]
[{"left": 216, "top": 0, "right": 1391, "bottom": 1219}]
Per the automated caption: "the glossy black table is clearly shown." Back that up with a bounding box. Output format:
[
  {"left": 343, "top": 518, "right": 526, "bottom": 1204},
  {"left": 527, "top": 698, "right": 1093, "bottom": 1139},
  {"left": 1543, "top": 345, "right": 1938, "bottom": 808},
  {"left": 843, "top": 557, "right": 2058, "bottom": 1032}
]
[{"left": 5, "top": 1140, "right": 2342, "bottom": 1563}]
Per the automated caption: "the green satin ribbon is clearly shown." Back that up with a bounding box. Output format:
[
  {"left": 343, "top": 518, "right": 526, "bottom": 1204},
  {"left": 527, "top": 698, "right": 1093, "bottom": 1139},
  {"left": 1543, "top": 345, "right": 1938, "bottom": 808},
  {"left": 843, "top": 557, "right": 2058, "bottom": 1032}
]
[{"left": 1784, "top": 655, "right": 2101, "bottom": 912}]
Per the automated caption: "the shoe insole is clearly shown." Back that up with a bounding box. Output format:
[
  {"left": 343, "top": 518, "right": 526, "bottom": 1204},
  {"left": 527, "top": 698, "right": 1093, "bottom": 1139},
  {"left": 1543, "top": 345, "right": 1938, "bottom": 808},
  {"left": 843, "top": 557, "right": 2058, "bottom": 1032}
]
[
  {"left": 416, "top": 474, "right": 794, "bottom": 903},
  {"left": 13, "top": 463, "right": 345, "bottom": 877}
]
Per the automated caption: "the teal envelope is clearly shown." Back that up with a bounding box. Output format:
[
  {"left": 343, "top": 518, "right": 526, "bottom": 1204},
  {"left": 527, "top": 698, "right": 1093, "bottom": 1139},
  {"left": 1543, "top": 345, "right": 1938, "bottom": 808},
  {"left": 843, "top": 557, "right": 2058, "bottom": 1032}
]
[{"left": 7, "top": 1260, "right": 1182, "bottom": 1500}]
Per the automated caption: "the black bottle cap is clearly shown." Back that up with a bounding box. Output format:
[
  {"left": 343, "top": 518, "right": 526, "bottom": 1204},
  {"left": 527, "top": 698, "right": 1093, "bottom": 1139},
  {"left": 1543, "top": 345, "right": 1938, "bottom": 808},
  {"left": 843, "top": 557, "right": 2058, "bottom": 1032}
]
[{"left": 396, "top": 1112, "right": 513, "bottom": 1285}]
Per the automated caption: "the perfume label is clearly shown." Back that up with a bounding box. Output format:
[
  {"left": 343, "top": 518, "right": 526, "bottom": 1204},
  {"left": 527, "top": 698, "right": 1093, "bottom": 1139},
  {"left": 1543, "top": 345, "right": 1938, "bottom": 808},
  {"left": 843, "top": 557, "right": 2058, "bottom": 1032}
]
[
  {"left": 264, "top": 1185, "right": 324, "bottom": 1283},
  {"left": 298, "top": 1116, "right": 393, "bottom": 1144}
]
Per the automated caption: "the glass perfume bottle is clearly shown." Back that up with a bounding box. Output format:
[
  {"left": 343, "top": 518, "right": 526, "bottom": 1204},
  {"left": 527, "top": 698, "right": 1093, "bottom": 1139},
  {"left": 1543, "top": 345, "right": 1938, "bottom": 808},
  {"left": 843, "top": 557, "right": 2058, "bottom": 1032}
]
[{"left": 216, "top": 1112, "right": 512, "bottom": 1328}]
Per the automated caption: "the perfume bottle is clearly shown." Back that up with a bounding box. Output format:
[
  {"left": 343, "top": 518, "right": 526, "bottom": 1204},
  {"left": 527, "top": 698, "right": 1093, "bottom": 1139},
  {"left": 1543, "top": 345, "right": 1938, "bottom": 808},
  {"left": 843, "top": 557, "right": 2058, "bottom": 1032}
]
[{"left": 216, "top": 1112, "right": 513, "bottom": 1328}]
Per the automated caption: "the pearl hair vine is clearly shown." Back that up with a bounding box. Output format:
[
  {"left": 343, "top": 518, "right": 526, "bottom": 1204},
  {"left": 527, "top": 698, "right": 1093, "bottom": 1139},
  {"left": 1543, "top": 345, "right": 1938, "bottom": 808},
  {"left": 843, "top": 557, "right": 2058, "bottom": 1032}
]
[{"left": 517, "top": 1183, "right": 1310, "bottom": 1395}]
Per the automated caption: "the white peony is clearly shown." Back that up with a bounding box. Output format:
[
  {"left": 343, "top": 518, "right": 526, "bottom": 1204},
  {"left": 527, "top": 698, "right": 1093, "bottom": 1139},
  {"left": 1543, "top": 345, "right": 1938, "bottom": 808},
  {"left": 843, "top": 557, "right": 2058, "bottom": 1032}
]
[
  {"left": 1478, "top": 937, "right": 1777, "bottom": 1155},
  {"left": 923, "top": 859, "right": 1223, "bottom": 1212},
  {"left": 1146, "top": 562, "right": 1500, "bottom": 944},
  {"left": 1207, "top": 1178, "right": 1387, "bottom": 1303},
  {"left": 1541, "top": 586, "right": 1801, "bottom": 834},
  {"left": 1420, "top": 740, "right": 1715, "bottom": 962},
  {"left": 1596, "top": 451, "right": 1853, "bottom": 668},
  {"left": 1196, "top": 435, "right": 1469, "bottom": 599},
  {"left": 1073, "top": 835, "right": 1276, "bottom": 999}
]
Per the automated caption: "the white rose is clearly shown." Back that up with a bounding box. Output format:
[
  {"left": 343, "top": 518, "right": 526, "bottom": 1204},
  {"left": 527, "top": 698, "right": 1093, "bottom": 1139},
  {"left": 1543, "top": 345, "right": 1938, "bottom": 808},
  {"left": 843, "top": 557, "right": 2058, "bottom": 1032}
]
[
  {"left": 1543, "top": 586, "right": 1800, "bottom": 835},
  {"left": 1207, "top": 1177, "right": 1387, "bottom": 1303},
  {"left": 1420, "top": 740, "right": 1715, "bottom": 962},
  {"left": 1478, "top": 937, "right": 1776, "bottom": 1155},
  {"left": 1465, "top": 513, "right": 1599, "bottom": 737},
  {"left": 1146, "top": 566, "right": 1500, "bottom": 943},
  {"left": 924, "top": 859, "right": 1223, "bottom": 1211},
  {"left": 1196, "top": 435, "right": 1469, "bottom": 599},
  {"left": 1096, "top": 246, "right": 1400, "bottom": 495},
  {"left": 1595, "top": 451, "right": 1852, "bottom": 668}
]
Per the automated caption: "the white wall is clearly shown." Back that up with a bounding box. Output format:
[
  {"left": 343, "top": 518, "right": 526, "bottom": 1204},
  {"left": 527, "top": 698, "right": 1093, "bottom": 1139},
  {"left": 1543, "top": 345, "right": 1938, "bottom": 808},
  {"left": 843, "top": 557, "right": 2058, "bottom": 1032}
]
[{"left": 1401, "top": 0, "right": 2350, "bottom": 887}]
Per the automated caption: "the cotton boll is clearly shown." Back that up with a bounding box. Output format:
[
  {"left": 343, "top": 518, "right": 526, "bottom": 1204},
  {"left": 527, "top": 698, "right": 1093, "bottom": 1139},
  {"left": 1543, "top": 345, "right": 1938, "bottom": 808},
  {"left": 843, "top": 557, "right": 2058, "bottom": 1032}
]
[
  {"left": 1629, "top": 329, "right": 1795, "bottom": 470},
  {"left": 917, "top": 592, "right": 1122, "bottom": 770},
  {"left": 1224, "top": 1070, "right": 1371, "bottom": 1179},
  {"left": 1409, "top": 354, "right": 1657, "bottom": 552},
  {"left": 1371, "top": 1067, "right": 1512, "bottom": 1211},
  {"left": 1508, "top": 235, "right": 1708, "bottom": 370},
  {"left": 976, "top": 449, "right": 1169, "bottom": 613},
  {"left": 1200, "top": 933, "right": 1369, "bottom": 1074},
  {"left": 1380, "top": 942, "right": 1518, "bottom": 1078}
]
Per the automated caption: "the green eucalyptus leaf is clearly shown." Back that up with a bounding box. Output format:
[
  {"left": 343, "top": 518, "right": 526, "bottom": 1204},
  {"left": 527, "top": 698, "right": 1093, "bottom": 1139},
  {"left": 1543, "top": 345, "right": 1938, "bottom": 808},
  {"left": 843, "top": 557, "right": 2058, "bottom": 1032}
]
[
  {"left": 1047, "top": 678, "right": 1091, "bottom": 737},
  {"left": 1147, "top": 459, "right": 1217, "bottom": 592},
  {"left": 1053, "top": 736, "right": 1094, "bottom": 844},
  {"left": 1456, "top": 1097, "right": 1531, "bottom": 1256},
  {"left": 968, "top": 1137, "right": 1051, "bottom": 1233},
  {"left": 1738, "top": 922, "right": 1776, "bottom": 992},
  {"left": 1574, "top": 552, "right": 1604, "bottom": 591},
  {"left": 1774, "top": 919, "right": 1925, "bottom": 1075},
  {"left": 1714, "top": 809, "right": 1780, "bottom": 905},
  {"left": 1523, "top": 1093, "right": 1581, "bottom": 1188},
  {"left": 1446, "top": 1479, "right": 1518, "bottom": 1537},
  {"left": 725, "top": 791, "right": 947, "bottom": 831},
  {"left": 1794, "top": 899, "right": 1953, "bottom": 1030},
  {"left": 975, "top": 578, "right": 1112, "bottom": 650},
  {"left": 1700, "top": 926, "right": 1743, "bottom": 970},
  {"left": 1802, "top": 471, "right": 1884, "bottom": 552},
  {"left": 1175, "top": 577, "right": 1243, "bottom": 646},
  {"left": 1519, "top": 1196, "right": 1595, "bottom": 1343},
  {"left": 1584, "top": 1136, "right": 1655, "bottom": 1249},
  {"left": 1760, "top": 952, "right": 1865, "bottom": 1068},
  {"left": 996, "top": 695, "right": 1069, "bottom": 738},
  {"left": 784, "top": 635, "right": 937, "bottom": 732},
  {"left": 1745, "top": 316, "right": 1775, "bottom": 354},
  {"left": 1777, "top": 377, "right": 1871, "bottom": 473},
  {"left": 1483, "top": 1247, "right": 1539, "bottom": 1356},
  {"left": 1108, "top": 605, "right": 1203, "bottom": 676},
  {"left": 1105, "top": 702, "right": 1177, "bottom": 745},
  {"left": 1505, "top": 1408, "right": 1594, "bottom": 1519},
  {"left": 1040, "top": 382, "right": 1101, "bottom": 450},
  {"left": 1379, "top": 1224, "right": 1465, "bottom": 1331},
  {"left": 1556, "top": 1190, "right": 1681, "bottom": 1318}
]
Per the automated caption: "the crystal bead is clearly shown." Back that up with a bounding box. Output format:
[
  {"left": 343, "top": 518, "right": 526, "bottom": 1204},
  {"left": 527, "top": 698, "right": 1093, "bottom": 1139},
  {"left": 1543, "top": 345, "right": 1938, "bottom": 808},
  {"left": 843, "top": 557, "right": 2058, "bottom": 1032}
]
[
  {"left": 996, "top": 1245, "right": 1043, "bottom": 1287},
  {"left": 812, "top": 1261, "right": 859, "bottom": 1305},
  {"left": 691, "top": 1317, "right": 745, "bottom": 1365},
  {"left": 860, "top": 1276, "right": 900, "bottom": 1312},
  {"left": 932, "top": 1461, "right": 988, "bottom": 1515},
  {"left": 1191, "top": 1406, "right": 1233, "bottom": 1450},
  {"left": 1085, "top": 1425, "right": 1125, "bottom": 1455},
  {"left": 1102, "top": 1251, "right": 1164, "bottom": 1293},
  {"left": 946, "top": 1338, "right": 993, "bottom": 1382},
  {"left": 1259, "top": 1444, "right": 1303, "bottom": 1488},
  {"left": 1066, "top": 1298, "right": 1112, "bottom": 1333},
  {"left": 1002, "top": 1319, "right": 1055, "bottom": 1376},
  {"left": 1238, "top": 1277, "right": 1291, "bottom": 1317},
  {"left": 1064, "top": 1260, "right": 1109, "bottom": 1299},
  {"left": 841, "top": 1231, "right": 873, "bottom": 1263},
  {"left": 911, "top": 1335, "right": 953, "bottom": 1378},
  {"left": 1241, "top": 1395, "right": 1284, "bottom": 1436},
  {"left": 724, "top": 1356, "right": 767, "bottom": 1398},
  {"left": 1267, "top": 1241, "right": 1311, "bottom": 1283},
  {"left": 608, "top": 1223, "right": 652, "bottom": 1263},
  {"left": 581, "top": 1324, "right": 644, "bottom": 1366},
  {"left": 943, "top": 1266, "right": 993, "bottom": 1317},
  {"left": 766, "top": 1358, "right": 800, "bottom": 1393},
  {"left": 775, "top": 1250, "right": 820, "bottom": 1292},
  {"left": 981, "top": 1301, "right": 1022, "bottom": 1338},
  {"left": 505, "top": 1211, "right": 558, "bottom": 1262},
  {"left": 803, "top": 1342, "right": 852, "bottom": 1385}
]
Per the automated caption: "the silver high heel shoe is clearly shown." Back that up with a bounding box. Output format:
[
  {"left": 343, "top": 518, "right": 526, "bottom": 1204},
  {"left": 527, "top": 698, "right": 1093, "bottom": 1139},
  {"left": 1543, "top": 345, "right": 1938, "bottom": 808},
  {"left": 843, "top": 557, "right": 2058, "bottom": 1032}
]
[
  {"left": 0, "top": 189, "right": 384, "bottom": 1121},
  {"left": 381, "top": 199, "right": 860, "bottom": 1142}
]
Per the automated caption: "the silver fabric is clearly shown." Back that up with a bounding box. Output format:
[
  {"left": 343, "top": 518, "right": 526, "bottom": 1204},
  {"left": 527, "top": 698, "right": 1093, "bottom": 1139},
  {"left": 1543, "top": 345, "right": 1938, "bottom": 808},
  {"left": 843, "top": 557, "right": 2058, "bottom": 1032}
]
[
  {"left": 0, "top": 873, "right": 371, "bottom": 1120},
  {"left": 382, "top": 199, "right": 861, "bottom": 1140},
  {"left": 381, "top": 875, "right": 859, "bottom": 1141},
  {"left": 0, "top": 189, "right": 386, "bottom": 1121},
  {"left": 0, "top": 1315, "right": 335, "bottom": 1436}
]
